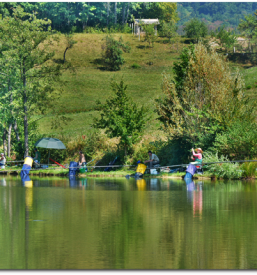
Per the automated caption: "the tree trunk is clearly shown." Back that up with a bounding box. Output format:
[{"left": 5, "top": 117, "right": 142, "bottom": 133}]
[
  {"left": 3, "top": 129, "right": 7, "bottom": 157},
  {"left": 23, "top": 65, "right": 29, "bottom": 158},
  {"left": 7, "top": 123, "right": 12, "bottom": 157},
  {"left": 114, "top": 2, "right": 117, "bottom": 25},
  {"left": 125, "top": 3, "right": 130, "bottom": 24},
  {"left": 13, "top": 120, "right": 22, "bottom": 145},
  {"left": 122, "top": 3, "right": 126, "bottom": 25},
  {"left": 63, "top": 47, "right": 68, "bottom": 63},
  {"left": 107, "top": 2, "right": 110, "bottom": 26}
]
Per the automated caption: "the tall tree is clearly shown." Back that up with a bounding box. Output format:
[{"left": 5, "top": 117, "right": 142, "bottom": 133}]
[
  {"left": 0, "top": 6, "right": 63, "bottom": 157},
  {"left": 93, "top": 79, "right": 149, "bottom": 156}
]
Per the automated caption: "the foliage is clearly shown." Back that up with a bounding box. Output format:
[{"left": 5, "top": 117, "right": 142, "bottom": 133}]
[
  {"left": 102, "top": 35, "right": 130, "bottom": 71},
  {"left": 177, "top": 3, "right": 257, "bottom": 30},
  {"left": 203, "top": 151, "right": 243, "bottom": 179},
  {"left": 156, "top": 43, "right": 254, "bottom": 162},
  {"left": 142, "top": 24, "right": 157, "bottom": 47},
  {"left": 241, "top": 161, "right": 257, "bottom": 178},
  {"left": 131, "top": 63, "right": 141, "bottom": 69},
  {"left": 215, "top": 26, "right": 236, "bottom": 53},
  {"left": 93, "top": 79, "right": 149, "bottom": 155},
  {"left": 210, "top": 119, "right": 257, "bottom": 160},
  {"left": 183, "top": 18, "right": 208, "bottom": 42},
  {"left": 160, "top": 21, "right": 178, "bottom": 43},
  {"left": 238, "top": 10, "right": 257, "bottom": 39},
  {"left": 0, "top": 6, "right": 63, "bottom": 156}
]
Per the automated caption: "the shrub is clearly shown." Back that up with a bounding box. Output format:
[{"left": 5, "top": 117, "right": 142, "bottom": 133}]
[
  {"left": 246, "top": 85, "right": 252, "bottom": 89},
  {"left": 131, "top": 63, "right": 141, "bottom": 69},
  {"left": 241, "top": 161, "right": 257, "bottom": 178},
  {"left": 203, "top": 151, "right": 243, "bottom": 179},
  {"left": 102, "top": 35, "right": 130, "bottom": 71}
]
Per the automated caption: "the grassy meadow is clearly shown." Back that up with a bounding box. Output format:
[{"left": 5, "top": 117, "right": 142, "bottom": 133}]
[
  {"left": 38, "top": 32, "right": 257, "bottom": 141},
  {"left": 38, "top": 33, "right": 186, "bottom": 138}
]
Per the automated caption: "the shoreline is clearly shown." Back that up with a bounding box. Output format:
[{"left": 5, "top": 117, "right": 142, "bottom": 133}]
[{"left": 0, "top": 168, "right": 254, "bottom": 180}]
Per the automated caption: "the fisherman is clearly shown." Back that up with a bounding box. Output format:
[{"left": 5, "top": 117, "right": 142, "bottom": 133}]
[
  {"left": 190, "top": 148, "right": 203, "bottom": 165},
  {"left": 144, "top": 151, "right": 160, "bottom": 169},
  {"left": 33, "top": 148, "right": 41, "bottom": 167},
  {"left": 20, "top": 156, "right": 33, "bottom": 178},
  {"left": 78, "top": 150, "right": 86, "bottom": 167}
]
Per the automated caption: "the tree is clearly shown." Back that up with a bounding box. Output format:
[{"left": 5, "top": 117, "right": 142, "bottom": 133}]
[
  {"left": 142, "top": 24, "right": 157, "bottom": 47},
  {"left": 215, "top": 26, "right": 236, "bottom": 53},
  {"left": 93, "top": 79, "right": 148, "bottom": 156},
  {"left": 0, "top": 7, "right": 63, "bottom": 156},
  {"left": 161, "top": 21, "right": 178, "bottom": 51},
  {"left": 102, "top": 35, "right": 130, "bottom": 71},
  {"left": 63, "top": 32, "right": 77, "bottom": 63},
  {"left": 155, "top": 43, "right": 254, "bottom": 162},
  {"left": 183, "top": 18, "right": 208, "bottom": 43}
]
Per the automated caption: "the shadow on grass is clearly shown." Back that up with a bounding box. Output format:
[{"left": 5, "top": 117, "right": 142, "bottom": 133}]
[
  {"left": 53, "top": 58, "right": 64, "bottom": 64},
  {"left": 227, "top": 53, "right": 257, "bottom": 67},
  {"left": 90, "top": 58, "right": 108, "bottom": 70}
]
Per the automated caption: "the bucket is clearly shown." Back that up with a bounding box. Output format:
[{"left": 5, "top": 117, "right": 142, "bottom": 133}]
[{"left": 150, "top": 169, "right": 158, "bottom": 175}]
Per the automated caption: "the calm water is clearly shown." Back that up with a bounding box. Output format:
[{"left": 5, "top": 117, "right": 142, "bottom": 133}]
[{"left": 0, "top": 175, "right": 257, "bottom": 269}]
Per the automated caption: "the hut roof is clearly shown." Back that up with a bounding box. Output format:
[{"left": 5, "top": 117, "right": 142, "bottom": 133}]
[{"left": 134, "top": 19, "right": 160, "bottom": 25}]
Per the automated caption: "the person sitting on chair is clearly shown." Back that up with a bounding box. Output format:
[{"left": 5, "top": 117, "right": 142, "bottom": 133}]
[
  {"left": 33, "top": 148, "right": 41, "bottom": 167},
  {"left": 0, "top": 153, "right": 6, "bottom": 169},
  {"left": 144, "top": 151, "right": 160, "bottom": 169}
]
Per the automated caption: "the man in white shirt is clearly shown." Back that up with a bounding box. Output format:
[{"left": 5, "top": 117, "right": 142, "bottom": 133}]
[
  {"left": 144, "top": 151, "right": 160, "bottom": 169},
  {"left": 0, "top": 153, "right": 6, "bottom": 169}
]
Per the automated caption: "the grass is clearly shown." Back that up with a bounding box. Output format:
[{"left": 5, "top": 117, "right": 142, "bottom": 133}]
[
  {"left": 35, "top": 33, "right": 257, "bottom": 155},
  {"left": 37, "top": 33, "right": 185, "bottom": 137}
]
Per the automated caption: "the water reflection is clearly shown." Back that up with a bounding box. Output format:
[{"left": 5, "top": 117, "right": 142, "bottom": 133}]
[{"left": 1, "top": 176, "right": 257, "bottom": 269}]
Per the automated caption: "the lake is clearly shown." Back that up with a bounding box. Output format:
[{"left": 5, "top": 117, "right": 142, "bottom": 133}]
[{"left": 0, "top": 175, "right": 256, "bottom": 269}]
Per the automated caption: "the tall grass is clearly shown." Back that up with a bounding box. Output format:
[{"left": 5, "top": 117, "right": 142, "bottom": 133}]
[{"left": 241, "top": 161, "right": 257, "bottom": 178}]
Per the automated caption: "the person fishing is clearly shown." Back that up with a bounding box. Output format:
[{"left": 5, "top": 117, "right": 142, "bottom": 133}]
[
  {"left": 33, "top": 148, "right": 41, "bottom": 167},
  {"left": 78, "top": 151, "right": 86, "bottom": 167},
  {"left": 144, "top": 151, "right": 160, "bottom": 169},
  {"left": 190, "top": 148, "right": 203, "bottom": 165}
]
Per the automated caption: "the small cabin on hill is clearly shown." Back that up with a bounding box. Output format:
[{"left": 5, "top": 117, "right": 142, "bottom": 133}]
[{"left": 133, "top": 19, "right": 160, "bottom": 36}]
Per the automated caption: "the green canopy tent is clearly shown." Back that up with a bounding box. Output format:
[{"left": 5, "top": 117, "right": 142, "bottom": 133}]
[{"left": 34, "top": 138, "right": 66, "bottom": 166}]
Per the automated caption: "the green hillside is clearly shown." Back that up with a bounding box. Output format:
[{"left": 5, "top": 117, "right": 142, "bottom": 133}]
[
  {"left": 38, "top": 33, "right": 185, "bottom": 137},
  {"left": 37, "top": 32, "right": 257, "bottom": 140}
]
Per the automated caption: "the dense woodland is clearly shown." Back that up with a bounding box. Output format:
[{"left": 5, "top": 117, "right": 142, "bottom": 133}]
[{"left": 0, "top": 2, "right": 257, "bottom": 33}]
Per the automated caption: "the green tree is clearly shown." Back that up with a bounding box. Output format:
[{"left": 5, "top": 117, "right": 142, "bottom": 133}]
[
  {"left": 0, "top": 7, "right": 63, "bottom": 156},
  {"left": 183, "top": 18, "right": 208, "bottom": 43},
  {"left": 161, "top": 21, "right": 178, "bottom": 43},
  {"left": 215, "top": 26, "right": 236, "bottom": 53},
  {"left": 63, "top": 32, "right": 77, "bottom": 63},
  {"left": 93, "top": 79, "right": 148, "bottom": 156},
  {"left": 142, "top": 24, "right": 157, "bottom": 47},
  {"left": 155, "top": 43, "right": 254, "bottom": 163},
  {"left": 102, "top": 35, "right": 130, "bottom": 71}
]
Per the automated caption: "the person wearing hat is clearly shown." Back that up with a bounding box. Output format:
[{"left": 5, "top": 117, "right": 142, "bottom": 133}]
[
  {"left": 191, "top": 148, "right": 203, "bottom": 164},
  {"left": 0, "top": 153, "right": 6, "bottom": 169}
]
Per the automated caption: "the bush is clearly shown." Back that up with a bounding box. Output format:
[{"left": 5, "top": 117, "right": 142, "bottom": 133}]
[
  {"left": 131, "top": 63, "right": 141, "bottom": 69},
  {"left": 246, "top": 85, "right": 252, "bottom": 89},
  {"left": 102, "top": 35, "right": 130, "bottom": 71},
  {"left": 203, "top": 151, "right": 243, "bottom": 179},
  {"left": 241, "top": 161, "right": 257, "bottom": 178}
]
